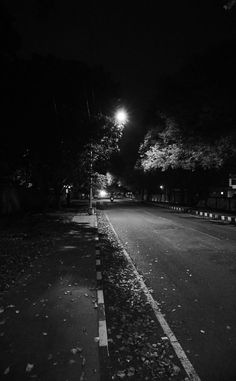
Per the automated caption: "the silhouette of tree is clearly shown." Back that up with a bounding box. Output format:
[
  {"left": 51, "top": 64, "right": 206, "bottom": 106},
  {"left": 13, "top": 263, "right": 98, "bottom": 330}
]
[
  {"left": 0, "top": 48, "right": 122, "bottom": 210},
  {"left": 138, "top": 40, "right": 236, "bottom": 172}
]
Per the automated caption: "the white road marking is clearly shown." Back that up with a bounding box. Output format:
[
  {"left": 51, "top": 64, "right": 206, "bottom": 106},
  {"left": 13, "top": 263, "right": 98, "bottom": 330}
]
[
  {"left": 96, "top": 259, "right": 101, "bottom": 266},
  {"left": 105, "top": 213, "right": 201, "bottom": 381},
  {"left": 97, "top": 289, "right": 104, "bottom": 304},
  {"left": 186, "top": 226, "right": 221, "bottom": 241},
  {"left": 99, "top": 320, "right": 108, "bottom": 347},
  {"left": 97, "top": 271, "right": 102, "bottom": 280},
  {"left": 144, "top": 209, "right": 221, "bottom": 241}
]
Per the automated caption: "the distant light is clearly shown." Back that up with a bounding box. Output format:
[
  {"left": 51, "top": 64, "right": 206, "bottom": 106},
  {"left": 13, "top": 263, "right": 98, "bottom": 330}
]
[
  {"left": 99, "top": 190, "right": 107, "bottom": 198},
  {"left": 220, "top": 191, "right": 224, "bottom": 195},
  {"left": 115, "top": 109, "right": 128, "bottom": 125},
  {"left": 160, "top": 185, "right": 164, "bottom": 190}
]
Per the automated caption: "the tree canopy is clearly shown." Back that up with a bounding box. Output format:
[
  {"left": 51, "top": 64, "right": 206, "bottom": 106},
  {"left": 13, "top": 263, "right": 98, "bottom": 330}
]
[
  {"left": 137, "top": 40, "right": 236, "bottom": 176},
  {"left": 0, "top": 16, "right": 123, "bottom": 205}
]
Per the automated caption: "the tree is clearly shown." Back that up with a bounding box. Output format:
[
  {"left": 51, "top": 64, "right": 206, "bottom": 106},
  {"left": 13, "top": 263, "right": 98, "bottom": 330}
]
[
  {"left": 138, "top": 39, "right": 236, "bottom": 172},
  {"left": 135, "top": 41, "right": 236, "bottom": 202},
  {"left": 73, "top": 113, "right": 125, "bottom": 196},
  {"left": 138, "top": 116, "right": 236, "bottom": 172},
  {"left": 223, "top": 0, "right": 236, "bottom": 10},
  {"left": 0, "top": 52, "right": 122, "bottom": 210}
]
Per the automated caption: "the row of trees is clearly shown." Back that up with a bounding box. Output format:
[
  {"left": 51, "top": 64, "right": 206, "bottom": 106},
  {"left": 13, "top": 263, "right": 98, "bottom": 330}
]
[
  {"left": 0, "top": 5, "right": 125, "bottom": 212},
  {"left": 134, "top": 39, "right": 236, "bottom": 202},
  {"left": 0, "top": 54, "right": 124, "bottom": 210}
]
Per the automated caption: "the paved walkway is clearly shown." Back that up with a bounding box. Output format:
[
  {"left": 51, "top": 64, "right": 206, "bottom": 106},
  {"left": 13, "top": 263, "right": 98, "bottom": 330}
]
[{"left": 1, "top": 213, "right": 100, "bottom": 381}]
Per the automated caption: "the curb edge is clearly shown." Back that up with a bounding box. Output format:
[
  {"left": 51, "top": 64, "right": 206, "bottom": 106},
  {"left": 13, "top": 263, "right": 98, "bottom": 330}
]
[{"left": 94, "top": 215, "right": 111, "bottom": 381}]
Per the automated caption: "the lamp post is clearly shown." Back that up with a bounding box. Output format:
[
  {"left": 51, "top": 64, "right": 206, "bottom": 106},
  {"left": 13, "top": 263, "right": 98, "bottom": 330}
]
[
  {"left": 88, "top": 108, "right": 128, "bottom": 215},
  {"left": 88, "top": 146, "right": 94, "bottom": 215}
]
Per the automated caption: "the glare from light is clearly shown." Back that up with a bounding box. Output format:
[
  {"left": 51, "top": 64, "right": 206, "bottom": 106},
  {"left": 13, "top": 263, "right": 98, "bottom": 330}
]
[
  {"left": 160, "top": 185, "right": 164, "bottom": 190},
  {"left": 115, "top": 109, "right": 128, "bottom": 125},
  {"left": 99, "top": 190, "right": 107, "bottom": 198}
]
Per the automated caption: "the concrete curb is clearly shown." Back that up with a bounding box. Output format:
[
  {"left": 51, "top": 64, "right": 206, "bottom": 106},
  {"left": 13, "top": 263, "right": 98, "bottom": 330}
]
[
  {"left": 94, "top": 216, "right": 110, "bottom": 381},
  {"left": 192, "top": 209, "right": 236, "bottom": 223},
  {"left": 147, "top": 202, "right": 236, "bottom": 224}
]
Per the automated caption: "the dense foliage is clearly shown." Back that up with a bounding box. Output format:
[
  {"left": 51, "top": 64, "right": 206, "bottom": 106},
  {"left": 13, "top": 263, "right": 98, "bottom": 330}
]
[
  {"left": 139, "top": 116, "right": 236, "bottom": 172},
  {"left": 137, "top": 40, "right": 236, "bottom": 179},
  {"left": 0, "top": 5, "right": 123, "bottom": 210}
]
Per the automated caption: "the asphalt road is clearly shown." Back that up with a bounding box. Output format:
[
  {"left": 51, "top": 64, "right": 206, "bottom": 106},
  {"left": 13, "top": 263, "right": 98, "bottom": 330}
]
[{"left": 103, "top": 200, "right": 236, "bottom": 381}]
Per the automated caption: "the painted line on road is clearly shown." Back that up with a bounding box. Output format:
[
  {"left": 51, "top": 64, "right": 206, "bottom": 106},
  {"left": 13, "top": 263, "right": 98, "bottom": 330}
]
[
  {"left": 96, "top": 259, "right": 101, "bottom": 266},
  {"left": 185, "top": 227, "right": 221, "bottom": 241},
  {"left": 105, "top": 213, "right": 201, "bottom": 381},
  {"left": 145, "top": 209, "right": 221, "bottom": 241},
  {"left": 97, "top": 289, "right": 104, "bottom": 304},
  {"left": 99, "top": 319, "right": 108, "bottom": 347}
]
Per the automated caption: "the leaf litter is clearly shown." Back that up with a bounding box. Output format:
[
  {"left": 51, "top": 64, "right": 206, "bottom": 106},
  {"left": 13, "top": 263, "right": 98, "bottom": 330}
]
[
  {"left": 97, "top": 211, "right": 184, "bottom": 380},
  {"left": 0, "top": 213, "right": 65, "bottom": 293}
]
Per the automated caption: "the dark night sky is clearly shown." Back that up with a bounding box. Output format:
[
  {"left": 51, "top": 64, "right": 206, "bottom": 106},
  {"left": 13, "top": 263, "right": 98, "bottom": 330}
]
[{"left": 3, "top": 0, "right": 236, "bottom": 111}]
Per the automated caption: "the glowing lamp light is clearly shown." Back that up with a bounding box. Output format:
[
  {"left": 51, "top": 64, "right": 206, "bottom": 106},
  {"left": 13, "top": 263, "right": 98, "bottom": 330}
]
[
  {"left": 99, "top": 190, "right": 107, "bottom": 198},
  {"left": 115, "top": 109, "right": 128, "bottom": 125}
]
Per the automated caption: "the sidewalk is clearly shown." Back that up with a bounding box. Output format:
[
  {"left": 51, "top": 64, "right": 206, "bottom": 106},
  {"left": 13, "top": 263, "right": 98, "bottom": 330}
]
[{"left": 0, "top": 211, "right": 100, "bottom": 381}]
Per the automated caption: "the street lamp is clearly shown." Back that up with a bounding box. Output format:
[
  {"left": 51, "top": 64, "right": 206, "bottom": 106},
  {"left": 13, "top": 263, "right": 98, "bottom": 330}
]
[
  {"left": 88, "top": 109, "right": 128, "bottom": 215},
  {"left": 115, "top": 108, "right": 128, "bottom": 126},
  {"left": 88, "top": 147, "right": 94, "bottom": 215}
]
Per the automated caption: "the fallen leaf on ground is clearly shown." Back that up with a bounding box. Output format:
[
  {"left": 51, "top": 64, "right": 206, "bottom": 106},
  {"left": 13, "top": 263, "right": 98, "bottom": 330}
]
[
  {"left": 80, "top": 371, "right": 85, "bottom": 381},
  {"left": 117, "top": 370, "right": 126, "bottom": 378},
  {"left": 71, "top": 347, "right": 82, "bottom": 355},
  {"left": 81, "top": 357, "right": 86, "bottom": 367},
  {"left": 4, "top": 367, "right": 10, "bottom": 375},
  {"left": 26, "top": 363, "right": 34, "bottom": 372},
  {"left": 127, "top": 367, "right": 135, "bottom": 377},
  {"left": 172, "top": 364, "right": 181, "bottom": 376}
]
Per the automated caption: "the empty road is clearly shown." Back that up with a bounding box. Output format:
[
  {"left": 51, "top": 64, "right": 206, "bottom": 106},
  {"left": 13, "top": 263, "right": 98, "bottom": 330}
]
[{"left": 102, "top": 200, "right": 236, "bottom": 381}]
